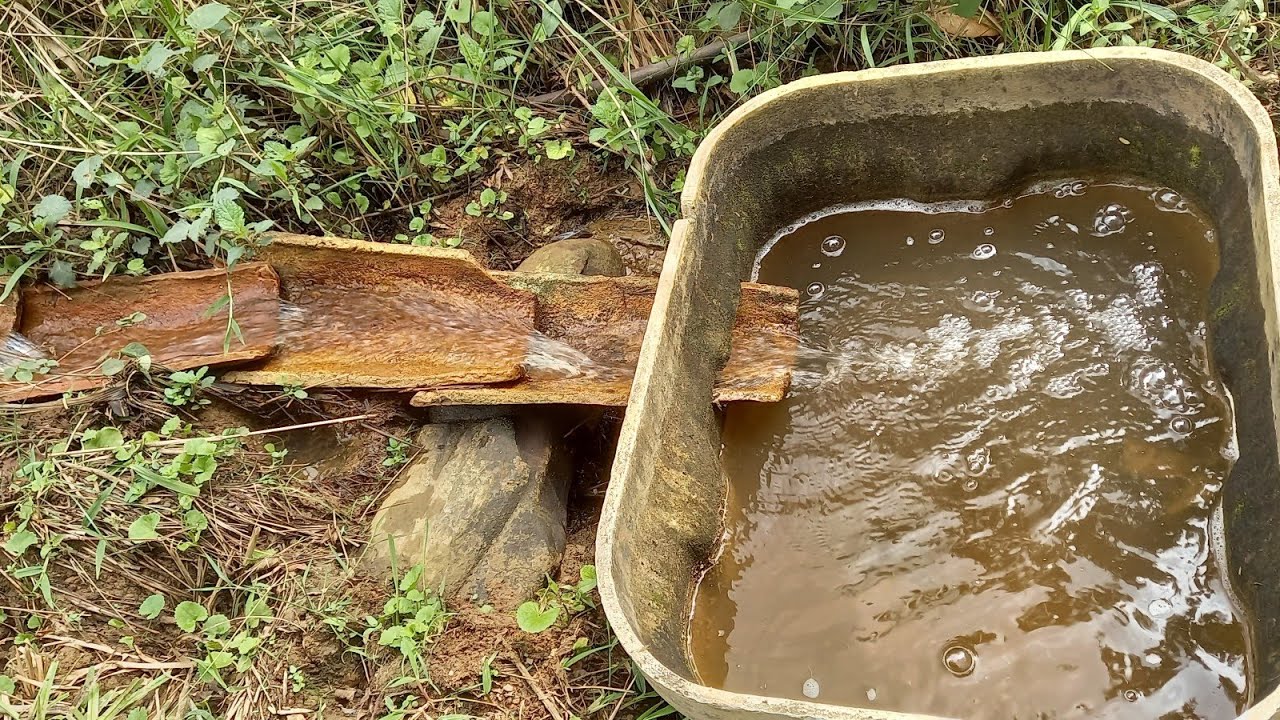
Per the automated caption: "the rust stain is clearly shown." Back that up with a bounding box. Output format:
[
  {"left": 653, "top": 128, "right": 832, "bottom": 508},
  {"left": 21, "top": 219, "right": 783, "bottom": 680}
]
[
  {"left": 2, "top": 263, "right": 280, "bottom": 402},
  {"left": 222, "top": 234, "right": 537, "bottom": 388}
]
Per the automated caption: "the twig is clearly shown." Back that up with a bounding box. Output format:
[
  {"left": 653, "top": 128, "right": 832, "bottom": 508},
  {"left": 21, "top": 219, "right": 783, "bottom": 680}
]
[
  {"left": 51, "top": 414, "right": 375, "bottom": 458},
  {"left": 530, "top": 31, "right": 753, "bottom": 105},
  {"left": 506, "top": 650, "right": 565, "bottom": 720},
  {"left": 1221, "top": 41, "right": 1278, "bottom": 88}
]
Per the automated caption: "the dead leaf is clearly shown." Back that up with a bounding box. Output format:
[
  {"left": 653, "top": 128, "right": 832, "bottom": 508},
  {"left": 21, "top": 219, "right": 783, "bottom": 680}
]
[{"left": 929, "top": 5, "right": 1002, "bottom": 38}]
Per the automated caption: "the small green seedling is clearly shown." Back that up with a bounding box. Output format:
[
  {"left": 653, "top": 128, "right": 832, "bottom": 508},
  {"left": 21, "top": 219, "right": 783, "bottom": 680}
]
[
  {"left": 465, "top": 188, "right": 513, "bottom": 221},
  {"left": 165, "top": 367, "right": 214, "bottom": 407}
]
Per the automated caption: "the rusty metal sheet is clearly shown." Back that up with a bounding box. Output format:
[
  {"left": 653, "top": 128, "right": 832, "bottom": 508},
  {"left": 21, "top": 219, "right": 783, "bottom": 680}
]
[
  {"left": 410, "top": 275, "right": 798, "bottom": 407},
  {"left": 223, "top": 234, "right": 537, "bottom": 389},
  {"left": 1, "top": 263, "right": 280, "bottom": 402}
]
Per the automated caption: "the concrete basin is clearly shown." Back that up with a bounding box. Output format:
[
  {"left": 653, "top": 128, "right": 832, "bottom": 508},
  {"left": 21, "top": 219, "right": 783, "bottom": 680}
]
[{"left": 598, "top": 49, "right": 1280, "bottom": 720}]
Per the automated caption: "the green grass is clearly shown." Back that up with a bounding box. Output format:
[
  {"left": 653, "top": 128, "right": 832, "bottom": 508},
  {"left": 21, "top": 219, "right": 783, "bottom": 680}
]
[{"left": 0, "top": 0, "right": 1274, "bottom": 291}]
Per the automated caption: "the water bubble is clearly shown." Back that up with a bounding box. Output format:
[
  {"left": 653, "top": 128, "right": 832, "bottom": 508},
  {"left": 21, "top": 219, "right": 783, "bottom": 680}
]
[
  {"left": 1145, "top": 653, "right": 1162, "bottom": 666},
  {"left": 821, "top": 235, "right": 846, "bottom": 257},
  {"left": 934, "top": 469, "right": 955, "bottom": 485},
  {"left": 1092, "top": 203, "right": 1134, "bottom": 237},
  {"left": 942, "top": 645, "right": 976, "bottom": 677},
  {"left": 983, "top": 227, "right": 995, "bottom": 236},
  {"left": 928, "top": 229, "right": 945, "bottom": 244},
  {"left": 1123, "top": 689, "right": 1142, "bottom": 702},
  {"left": 963, "top": 478, "right": 979, "bottom": 492},
  {"left": 866, "top": 688, "right": 877, "bottom": 702},
  {"left": 967, "top": 447, "right": 990, "bottom": 474},
  {"left": 1054, "top": 180, "right": 1087, "bottom": 198},
  {"left": 806, "top": 282, "right": 826, "bottom": 299},
  {"left": 1148, "top": 598, "right": 1173, "bottom": 618},
  {"left": 972, "top": 244, "right": 996, "bottom": 260},
  {"left": 906, "top": 236, "right": 916, "bottom": 246},
  {"left": 1171, "top": 416, "right": 1193, "bottom": 435},
  {"left": 802, "top": 677, "right": 820, "bottom": 699},
  {"left": 1129, "top": 360, "right": 1202, "bottom": 414},
  {"left": 1152, "top": 188, "right": 1188, "bottom": 213},
  {"left": 971, "top": 291, "right": 994, "bottom": 308}
]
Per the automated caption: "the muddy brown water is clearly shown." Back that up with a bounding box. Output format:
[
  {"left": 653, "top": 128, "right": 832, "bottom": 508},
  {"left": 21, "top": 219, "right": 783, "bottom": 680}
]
[{"left": 689, "top": 181, "right": 1251, "bottom": 719}]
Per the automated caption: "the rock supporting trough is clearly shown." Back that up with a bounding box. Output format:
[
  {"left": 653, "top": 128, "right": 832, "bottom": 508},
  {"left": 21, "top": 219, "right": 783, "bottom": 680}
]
[{"left": 363, "top": 237, "right": 624, "bottom": 607}]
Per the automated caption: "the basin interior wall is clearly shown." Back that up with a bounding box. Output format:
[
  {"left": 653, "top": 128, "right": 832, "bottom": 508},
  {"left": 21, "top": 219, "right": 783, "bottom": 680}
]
[{"left": 598, "top": 50, "right": 1280, "bottom": 720}]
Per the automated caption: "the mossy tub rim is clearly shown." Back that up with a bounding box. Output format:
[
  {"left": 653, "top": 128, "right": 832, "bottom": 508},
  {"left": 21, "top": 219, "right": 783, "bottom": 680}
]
[{"left": 598, "top": 48, "right": 1280, "bottom": 720}]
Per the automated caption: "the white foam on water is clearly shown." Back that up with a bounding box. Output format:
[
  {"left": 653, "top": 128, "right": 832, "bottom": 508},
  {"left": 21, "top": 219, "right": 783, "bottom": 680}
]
[
  {"left": 1131, "top": 261, "right": 1167, "bottom": 308},
  {"left": 523, "top": 332, "right": 600, "bottom": 378},
  {"left": 1092, "top": 297, "right": 1154, "bottom": 353}
]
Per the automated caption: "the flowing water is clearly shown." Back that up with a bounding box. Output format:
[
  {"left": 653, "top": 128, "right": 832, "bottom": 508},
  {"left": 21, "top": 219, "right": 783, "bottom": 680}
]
[{"left": 688, "top": 181, "right": 1251, "bottom": 719}]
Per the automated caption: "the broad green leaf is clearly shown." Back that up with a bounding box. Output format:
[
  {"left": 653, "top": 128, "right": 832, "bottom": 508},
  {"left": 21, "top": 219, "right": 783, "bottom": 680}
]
[
  {"left": 174, "top": 601, "right": 208, "bottom": 632},
  {"left": 195, "top": 127, "right": 225, "bottom": 156},
  {"left": 445, "top": 0, "right": 471, "bottom": 23},
  {"left": 729, "top": 68, "right": 757, "bottom": 95},
  {"left": 193, "top": 54, "right": 218, "bottom": 72},
  {"left": 82, "top": 426, "right": 124, "bottom": 449},
  {"left": 127, "top": 512, "right": 161, "bottom": 540},
  {"left": 121, "top": 341, "right": 150, "bottom": 358},
  {"left": 515, "top": 602, "right": 559, "bottom": 633},
  {"left": 214, "top": 200, "right": 246, "bottom": 233},
  {"left": 100, "top": 357, "right": 126, "bottom": 376},
  {"left": 472, "top": 10, "right": 496, "bottom": 35},
  {"left": 3, "top": 530, "right": 38, "bottom": 556},
  {"left": 457, "top": 33, "right": 484, "bottom": 67},
  {"left": 203, "top": 613, "right": 231, "bottom": 636},
  {"left": 326, "top": 44, "right": 351, "bottom": 69},
  {"left": 540, "top": 1, "right": 561, "bottom": 37},
  {"left": 139, "top": 593, "right": 166, "bottom": 619},
  {"left": 33, "top": 195, "right": 72, "bottom": 223},
  {"left": 578, "top": 564, "right": 597, "bottom": 593},
  {"left": 184, "top": 509, "right": 208, "bottom": 532},
  {"left": 162, "top": 220, "right": 192, "bottom": 245},
  {"left": 714, "top": 1, "right": 743, "bottom": 29},
  {"left": 0, "top": 675, "right": 14, "bottom": 695},
  {"left": 187, "top": 3, "right": 231, "bottom": 31},
  {"left": 952, "top": 0, "right": 982, "bottom": 17},
  {"left": 399, "top": 564, "right": 424, "bottom": 591},
  {"left": 544, "top": 139, "right": 573, "bottom": 160},
  {"left": 71, "top": 156, "right": 105, "bottom": 190},
  {"left": 410, "top": 10, "right": 436, "bottom": 30},
  {"left": 49, "top": 260, "right": 76, "bottom": 288},
  {"left": 131, "top": 43, "right": 180, "bottom": 76}
]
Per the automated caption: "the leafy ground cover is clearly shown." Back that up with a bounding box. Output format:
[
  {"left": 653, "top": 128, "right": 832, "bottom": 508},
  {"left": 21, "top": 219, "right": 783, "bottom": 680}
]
[{"left": 0, "top": 0, "right": 1278, "bottom": 718}]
